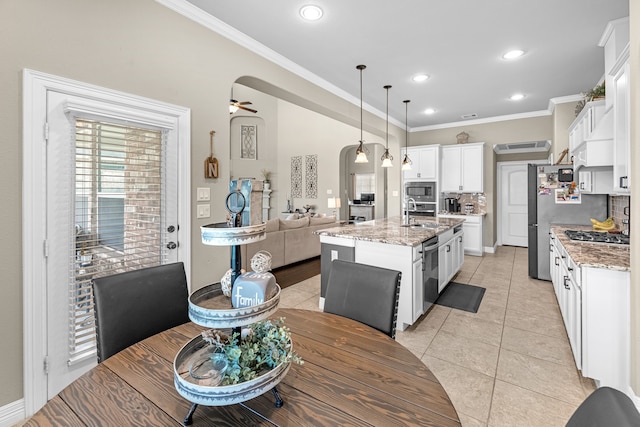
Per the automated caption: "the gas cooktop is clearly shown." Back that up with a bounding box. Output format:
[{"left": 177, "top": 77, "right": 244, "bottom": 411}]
[{"left": 564, "top": 230, "right": 630, "bottom": 245}]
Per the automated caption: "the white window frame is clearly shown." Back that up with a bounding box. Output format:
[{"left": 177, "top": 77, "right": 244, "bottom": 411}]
[{"left": 22, "top": 69, "right": 191, "bottom": 415}]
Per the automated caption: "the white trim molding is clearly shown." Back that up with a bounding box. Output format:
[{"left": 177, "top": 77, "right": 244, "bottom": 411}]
[
  {"left": 22, "top": 69, "right": 191, "bottom": 415},
  {"left": 0, "top": 399, "right": 25, "bottom": 427}
]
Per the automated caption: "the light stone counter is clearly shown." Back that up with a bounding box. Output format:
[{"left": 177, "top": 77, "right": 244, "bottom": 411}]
[
  {"left": 316, "top": 216, "right": 465, "bottom": 247},
  {"left": 550, "top": 224, "right": 630, "bottom": 272}
]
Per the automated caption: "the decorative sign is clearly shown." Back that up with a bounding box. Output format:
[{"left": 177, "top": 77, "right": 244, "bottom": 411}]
[
  {"left": 205, "top": 130, "right": 219, "bottom": 178},
  {"left": 240, "top": 124, "right": 257, "bottom": 159},
  {"left": 291, "top": 156, "right": 302, "bottom": 198},
  {"left": 231, "top": 272, "right": 277, "bottom": 308},
  {"left": 305, "top": 154, "right": 317, "bottom": 199}
]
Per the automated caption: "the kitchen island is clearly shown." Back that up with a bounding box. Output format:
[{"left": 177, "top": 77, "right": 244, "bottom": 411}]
[{"left": 316, "top": 217, "right": 465, "bottom": 331}]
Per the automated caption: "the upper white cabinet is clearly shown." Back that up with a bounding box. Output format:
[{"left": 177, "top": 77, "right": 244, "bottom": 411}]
[
  {"left": 611, "top": 48, "right": 630, "bottom": 194},
  {"left": 440, "top": 142, "right": 484, "bottom": 193},
  {"left": 402, "top": 145, "right": 439, "bottom": 181},
  {"left": 568, "top": 100, "right": 609, "bottom": 155}
]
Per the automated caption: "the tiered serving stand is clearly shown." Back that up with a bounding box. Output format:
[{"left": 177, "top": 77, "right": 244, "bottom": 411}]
[{"left": 173, "top": 193, "right": 290, "bottom": 425}]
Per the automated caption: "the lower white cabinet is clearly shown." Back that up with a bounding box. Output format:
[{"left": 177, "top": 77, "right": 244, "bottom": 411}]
[
  {"left": 438, "top": 214, "right": 483, "bottom": 256},
  {"left": 549, "top": 230, "right": 630, "bottom": 390},
  {"left": 438, "top": 226, "right": 464, "bottom": 292}
]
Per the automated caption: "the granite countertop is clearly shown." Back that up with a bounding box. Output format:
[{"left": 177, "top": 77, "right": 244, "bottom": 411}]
[
  {"left": 437, "top": 213, "right": 487, "bottom": 217},
  {"left": 550, "top": 224, "right": 630, "bottom": 272},
  {"left": 316, "top": 217, "right": 465, "bottom": 247}
]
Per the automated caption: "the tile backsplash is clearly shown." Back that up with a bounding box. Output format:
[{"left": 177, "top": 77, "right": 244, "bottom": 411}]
[
  {"left": 610, "top": 195, "right": 630, "bottom": 233},
  {"left": 441, "top": 192, "right": 487, "bottom": 214}
]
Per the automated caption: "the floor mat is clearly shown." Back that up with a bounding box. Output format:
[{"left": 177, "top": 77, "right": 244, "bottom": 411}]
[{"left": 435, "top": 282, "right": 486, "bottom": 313}]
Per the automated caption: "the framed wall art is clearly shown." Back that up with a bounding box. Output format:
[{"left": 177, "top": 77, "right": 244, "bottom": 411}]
[{"left": 240, "top": 124, "right": 257, "bottom": 159}]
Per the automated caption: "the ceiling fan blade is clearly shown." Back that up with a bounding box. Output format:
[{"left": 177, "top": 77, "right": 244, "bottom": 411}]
[
  {"left": 238, "top": 105, "right": 258, "bottom": 113},
  {"left": 238, "top": 101, "right": 253, "bottom": 105}
]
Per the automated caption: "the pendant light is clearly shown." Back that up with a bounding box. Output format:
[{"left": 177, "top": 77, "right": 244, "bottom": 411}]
[
  {"left": 401, "top": 100, "right": 412, "bottom": 171},
  {"left": 381, "top": 85, "right": 393, "bottom": 167},
  {"left": 354, "top": 65, "right": 368, "bottom": 163}
]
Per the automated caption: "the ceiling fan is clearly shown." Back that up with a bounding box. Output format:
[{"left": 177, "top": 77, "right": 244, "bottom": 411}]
[{"left": 229, "top": 99, "right": 257, "bottom": 114}]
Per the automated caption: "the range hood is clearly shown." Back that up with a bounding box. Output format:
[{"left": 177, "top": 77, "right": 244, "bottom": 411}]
[{"left": 493, "top": 140, "right": 551, "bottom": 154}]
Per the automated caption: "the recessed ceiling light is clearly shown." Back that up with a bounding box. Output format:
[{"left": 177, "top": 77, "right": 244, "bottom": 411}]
[
  {"left": 503, "top": 49, "right": 525, "bottom": 60},
  {"left": 299, "top": 5, "right": 323, "bottom": 21},
  {"left": 510, "top": 93, "right": 525, "bottom": 101},
  {"left": 424, "top": 108, "right": 436, "bottom": 115},
  {"left": 412, "top": 73, "right": 429, "bottom": 82}
]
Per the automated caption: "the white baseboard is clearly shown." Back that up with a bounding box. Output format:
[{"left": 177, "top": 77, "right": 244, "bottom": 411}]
[
  {"left": 0, "top": 399, "right": 25, "bottom": 427},
  {"left": 484, "top": 243, "right": 497, "bottom": 254}
]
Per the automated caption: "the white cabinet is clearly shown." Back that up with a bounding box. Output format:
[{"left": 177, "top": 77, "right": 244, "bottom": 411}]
[
  {"left": 440, "top": 143, "right": 484, "bottom": 193},
  {"left": 549, "top": 230, "right": 630, "bottom": 389},
  {"left": 611, "top": 51, "right": 630, "bottom": 194},
  {"left": 550, "top": 231, "right": 582, "bottom": 369},
  {"left": 577, "top": 168, "right": 613, "bottom": 194},
  {"left": 412, "top": 244, "right": 423, "bottom": 322},
  {"left": 568, "top": 100, "right": 607, "bottom": 153},
  {"left": 438, "top": 214, "right": 483, "bottom": 256},
  {"left": 401, "top": 145, "right": 439, "bottom": 181},
  {"left": 437, "top": 226, "right": 464, "bottom": 292}
]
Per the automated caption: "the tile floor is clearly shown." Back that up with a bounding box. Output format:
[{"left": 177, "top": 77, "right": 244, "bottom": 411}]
[{"left": 278, "top": 246, "right": 595, "bottom": 427}]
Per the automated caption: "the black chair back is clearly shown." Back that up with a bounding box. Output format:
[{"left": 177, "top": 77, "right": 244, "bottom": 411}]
[
  {"left": 324, "top": 259, "right": 401, "bottom": 338},
  {"left": 566, "top": 386, "right": 640, "bottom": 427},
  {"left": 92, "top": 262, "right": 189, "bottom": 362}
]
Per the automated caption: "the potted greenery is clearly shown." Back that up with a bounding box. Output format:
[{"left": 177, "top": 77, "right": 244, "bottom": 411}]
[{"left": 584, "top": 82, "right": 605, "bottom": 102}]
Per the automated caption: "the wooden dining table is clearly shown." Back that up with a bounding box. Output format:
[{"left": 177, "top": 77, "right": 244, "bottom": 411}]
[{"left": 26, "top": 308, "right": 461, "bottom": 426}]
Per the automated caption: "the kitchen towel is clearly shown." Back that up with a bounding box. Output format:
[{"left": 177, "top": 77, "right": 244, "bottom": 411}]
[{"left": 435, "top": 282, "right": 485, "bottom": 313}]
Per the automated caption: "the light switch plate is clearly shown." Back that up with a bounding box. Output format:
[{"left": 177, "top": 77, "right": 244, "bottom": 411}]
[
  {"left": 326, "top": 189, "right": 333, "bottom": 195},
  {"left": 197, "top": 187, "right": 210, "bottom": 201},
  {"left": 197, "top": 204, "right": 211, "bottom": 219},
  {"left": 392, "top": 190, "right": 399, "bottom": 197}
]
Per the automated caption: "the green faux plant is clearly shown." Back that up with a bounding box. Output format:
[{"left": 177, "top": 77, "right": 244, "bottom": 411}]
[
  {"left": 584, "top": 82, "right": 605, "bottom": 102},
  {"left": 201, "top": 318, "right": 302, "bottom": 385}
]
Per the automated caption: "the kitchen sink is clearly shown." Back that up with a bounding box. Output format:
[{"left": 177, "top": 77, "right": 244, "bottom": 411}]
[{"left": 400, "top": 222, "right": 440, "bottom": 229}]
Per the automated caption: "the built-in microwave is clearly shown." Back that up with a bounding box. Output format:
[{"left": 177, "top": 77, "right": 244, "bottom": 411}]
[{"left": 404, "top": 181, "right": 436, "bottom": 203}]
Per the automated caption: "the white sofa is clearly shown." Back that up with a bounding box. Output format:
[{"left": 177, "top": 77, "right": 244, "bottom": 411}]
[{"left": 240, "top": 215, "right": 337, "bottom": 270}]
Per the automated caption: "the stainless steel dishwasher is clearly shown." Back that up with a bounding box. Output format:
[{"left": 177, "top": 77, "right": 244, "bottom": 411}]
[{"left": 422, "top": 235, "right": 439, "bottom": 312}]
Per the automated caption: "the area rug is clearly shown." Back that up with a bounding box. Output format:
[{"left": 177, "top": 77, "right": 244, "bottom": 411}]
[{"left": 435, "top": 282, "right": 486, "bottom": 313}]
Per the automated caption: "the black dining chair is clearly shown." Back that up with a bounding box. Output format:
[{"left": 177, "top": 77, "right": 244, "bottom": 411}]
[
  {"left": 92, "top": 262, "right": 190, "bottom": 362},
  {"left": 324, "top": 259, "right": 402, "bottom": 339},
  {"left": 565, "top": 386, "right": 640, "bottom": 427}
]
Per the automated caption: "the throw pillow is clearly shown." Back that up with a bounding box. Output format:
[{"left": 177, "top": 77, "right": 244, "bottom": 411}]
[
  {"left": 310, "top": 216, "right": 336, "bottom": 226},
  {"left": 265, "top": 218, "right": 280, "bottom": 233},
  {"left": 279, "top": 216, "right": 309, "bottom": 230}
]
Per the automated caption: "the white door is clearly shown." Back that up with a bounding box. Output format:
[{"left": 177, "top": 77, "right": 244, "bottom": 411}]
[
  {"left": 499, "top": 162, "right": 529, "bottom": 247},
  {"left": 24, "top": 70, "right": 191, "bottom": 413},
  {"left": 44, "top": 90, "right": 182, "bottom": 397}
]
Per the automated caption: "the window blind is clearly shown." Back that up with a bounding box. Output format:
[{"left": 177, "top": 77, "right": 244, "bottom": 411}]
[{"left": 68, "top": 118, "right": 167, "bottom": 364}]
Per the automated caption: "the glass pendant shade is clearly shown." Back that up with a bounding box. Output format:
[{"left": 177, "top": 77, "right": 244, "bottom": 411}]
[
  {"left": 401, "top": 154, "right": 412, "bottom": 170},
  {"left": 381, "top": 148, "right": 393, "bottom": 168},
  {"left": 355, "top": 141, "right": 368, "bottom": 163}
]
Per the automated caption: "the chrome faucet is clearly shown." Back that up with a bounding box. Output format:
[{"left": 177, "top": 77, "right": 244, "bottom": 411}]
[{"left": 404, "top": 197, "right": 417, "bottom": 225}]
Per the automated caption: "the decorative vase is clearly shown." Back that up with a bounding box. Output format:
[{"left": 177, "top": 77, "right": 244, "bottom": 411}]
[{"left": 263, "top": 181, "right": 271, "bottom": 190}]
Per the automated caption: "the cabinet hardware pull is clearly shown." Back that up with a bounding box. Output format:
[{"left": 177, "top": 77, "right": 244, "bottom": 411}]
[
  {"left": 555, "top": 257, "right": 559, "bottom": 266},
  {"left": 564, "top": 276, "right": 570, "bottom": 289}
]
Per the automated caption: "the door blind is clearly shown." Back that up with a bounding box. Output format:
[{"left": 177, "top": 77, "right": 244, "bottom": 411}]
[{"left": 68, "top": 118, "right": 167, "bottom": 363}]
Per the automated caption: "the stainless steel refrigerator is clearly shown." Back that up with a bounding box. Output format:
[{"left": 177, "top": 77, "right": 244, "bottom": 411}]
[{"left": 528, "top": 164, "right": 608, "bottom": 281}]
